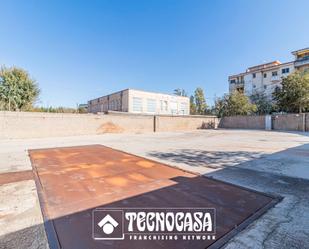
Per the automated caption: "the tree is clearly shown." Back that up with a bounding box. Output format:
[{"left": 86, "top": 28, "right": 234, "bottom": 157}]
[
  {"left": 30, "top": 106, "right": 79, "bottom": 113},
  {"left": 250, "top": 91, "right": 273, "bottom": 114},
  {"left": 77, "top": 105, "right": 88, "bottom": 113},
  {"left": 0, "top": 66, "right": 40, "bottom": 111},
  {"left": 213, "top": 96, "right": 227, "bottom": 118},
  {"left": 190, "top": 95, "right": 196, "bottom": 114},
  {"left": 174, "top": 88, "right": 187, "bottom": 97},
  {"left": 272, "top": 71, "right": 309, "bottom": 113},
  {"left": 194, "top": 87, "right": 207, "bottom": 114},
  {"left": 214, "top": 91, "right": 257, "bottom": 117}
]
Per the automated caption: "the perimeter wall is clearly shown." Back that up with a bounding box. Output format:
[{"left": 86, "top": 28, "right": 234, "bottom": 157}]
[
  {"left": 0, "top": 111, "right": 218, "bottom": 139},
  {"left": 219, "top": 113, "right": 308, "bottom": 132}
]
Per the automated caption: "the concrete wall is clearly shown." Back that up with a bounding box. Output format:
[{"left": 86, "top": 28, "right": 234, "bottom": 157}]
[
  {"left": 0, "top": 111, "right": 154, "bottom": 139},
  {"left": 272, "top": 113, "right": 306, "bottom": 132},
  {"left": 219, "top": 113, "right": 309, "bottom": 132},
  {"left": 219, "top": 115, "right": 265, "bottom": 130},
  {"left": 0, "top": 111, "right": 218, "bottom": 139},
  {"left": 155, "top": 115, "right": 218, "bottom": 132},
  {"left": 1, "top": 111, "right": 307, "bottom": 139}
]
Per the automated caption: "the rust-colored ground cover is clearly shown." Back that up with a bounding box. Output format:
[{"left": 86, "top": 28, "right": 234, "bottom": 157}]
[{"left": 0, "top": 170, "right": 33, "bottom": 185}]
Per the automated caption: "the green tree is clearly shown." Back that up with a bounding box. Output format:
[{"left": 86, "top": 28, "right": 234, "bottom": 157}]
[
  {"left": 190, "top": 95, "right": 196, "bottom": 114},
  {"left": 194, "top": 87, "right": 207, "bottom": 114},
  {"left": 174, "top": 88, "right": 187, "bottom": 97},
  {"left": 30, "top": 106, "right": 78, "bottom": 113},
  {"left": 250, "top": 91, "right": 273, "bottom": 114},
  {"left": 0, "top": 66, "right": 40, "bottom": 111},
  {"left": 214, "top": 91, "right": 257, "bottom": 117},
  {"left": 272, "top": 71, "right": 309, "bottom": 113},
  {"left": 214, "top": 96, "right": 227, "bottom": 118}
]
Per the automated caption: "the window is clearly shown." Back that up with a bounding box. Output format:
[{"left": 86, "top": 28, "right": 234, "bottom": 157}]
[
  {"left": 252, "top": 73, "right": 256, "bottom": 78},
  {"left": 170, "top": 101, "right": 177, "bottom": 114},
  {"left": 230, "top": 79, "right": 236, "bottom": 84},
  {"left": 160, "top": 100, "right": 168, "bottom": 111},
  {"left": 132, "top": 97, "right": 143, "bottom": 112},
  {"left": 263, "top": 73, "right": 267, "bottom": 78},
  {"left": 282, "top": 68, "right": 290, "bottom": 74},
  {"left": 253, "top": 85, "right": 256, "bottom": 88},
  {"left": 146, "top": 99, "right": 156, "bottom": 113},
  {"left": 272, "top": 71, "right": 278, "bottom": 76},
  {"left": 180, "top": 102, "right": 188, "bottom": 115},
  {"left": 264, "top": 85, "right": 267, "bottom": 89}
]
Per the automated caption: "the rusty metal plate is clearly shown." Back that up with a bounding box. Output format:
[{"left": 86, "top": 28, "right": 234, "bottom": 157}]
[
  {"left": 29, "top": 145, "right": 279, "bottom": 249},
  {"left": 0, "top": 170, "right": 33, "bottom": 185}
]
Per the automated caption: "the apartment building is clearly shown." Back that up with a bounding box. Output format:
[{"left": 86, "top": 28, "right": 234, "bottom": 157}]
[
  {"left": 228, "top": 48, "right": 309, "bottom": 99},
  {"left": 88, "top": 89, "right": 190, "bottom": 115}
]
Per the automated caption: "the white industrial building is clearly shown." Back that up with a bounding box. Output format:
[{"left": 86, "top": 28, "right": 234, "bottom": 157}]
[
  {"left": 88, "top": 89, "right": 190, "bottom": 115},
  {"left": 228, "top": 48, "right": 309, "bottom": 99}
]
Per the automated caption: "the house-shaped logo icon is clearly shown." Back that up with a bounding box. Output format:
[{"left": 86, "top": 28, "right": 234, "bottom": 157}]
[
  {"left": 93, "top": 209, "right": 124, "bottom": 240},
  {"left": 98, "top": 214, "right": 119, "bottom": 235}
]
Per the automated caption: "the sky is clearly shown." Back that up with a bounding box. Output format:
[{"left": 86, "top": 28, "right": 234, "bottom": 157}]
[{"left": 0, "top": 0, "right": 308, "bottom": 107}]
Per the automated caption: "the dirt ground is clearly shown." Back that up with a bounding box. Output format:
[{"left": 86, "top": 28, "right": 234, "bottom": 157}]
[{"left": 0, "top": 129, "right": 308, "bottom": 249}]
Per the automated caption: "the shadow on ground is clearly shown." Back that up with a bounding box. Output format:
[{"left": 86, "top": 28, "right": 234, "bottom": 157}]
[
  {"left": 0, "top": 223, "right": 48, "bottom": 249},
  {"left": 148, "top": 150, "right": 263, "bottom": 169},
  {"left": 147, "top": 144, "right": 309, "bottom": 248}
]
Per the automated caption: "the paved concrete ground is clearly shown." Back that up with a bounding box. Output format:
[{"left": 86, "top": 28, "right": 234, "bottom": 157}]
[{"left": 0, "top": 129, "right": 308, "bottom": 249}]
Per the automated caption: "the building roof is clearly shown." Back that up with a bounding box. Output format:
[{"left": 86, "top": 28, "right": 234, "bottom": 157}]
[
  {"left": 228, "top": 72, "right": 246, "bottom": 79},
  {"left": 291, "top": 47, "right": 309, "bottom": 55},
  {"left": 128, "top": 88, "right": 189, "bottom": 99},
  {"left": 88, "top": 88, "right": 189, "bottom": 103},
  {"left": 228, "top": 48, "right": 308, "bottom": 80},
  {"left": 228, "top": 61, "right": 294, "bottom": 79},
  {"left": 247, "top": 61, "right": 281, "bottom": 72}
]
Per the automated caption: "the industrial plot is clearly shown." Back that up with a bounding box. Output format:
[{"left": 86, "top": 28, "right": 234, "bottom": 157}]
[{"left": 0, "top": 129, "right": 308, "bottom": 248}]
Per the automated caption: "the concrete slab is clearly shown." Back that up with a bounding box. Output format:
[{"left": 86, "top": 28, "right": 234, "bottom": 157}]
[
  {"left": 0, "top": 129, "right": 308, "bottom": 248},
  {"left": 0, "top": 180, "right": 48, "bottom": 249},
  {"left": 0, "top": 151, "right": 32, "bottom": 173}
]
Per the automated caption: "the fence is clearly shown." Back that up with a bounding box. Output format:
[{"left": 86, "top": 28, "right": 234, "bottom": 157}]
[
  {"left": 1, "top": 111, "right": 307, "bottom": 139},
  {"left": 219, "top": 113, "right": 308, "bottom": 132},
  {"left": 218, "top": 115, "right": 265, "bottom": 130},
  {"left": 0, "top": 111, "right": 218, "bottom": 139}
]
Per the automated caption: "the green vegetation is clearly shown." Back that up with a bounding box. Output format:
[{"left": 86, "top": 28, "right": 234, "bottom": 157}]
[
  {"left": 250, "top": 92, "right": 273, "bottom": 115},
  {"left": 214, "top": 91, "right": 257, "bottom": 117},
  {"left": 188, "top": 87, "right": 208, "bottom": 115},
  {"left": 174, "top": 88, "right": 187, "bottom": 97},
  {"left": 273, "top": 71, "right": 309, "bottom": 113},
  {"left": 174, "top": 87, "right": 208, "bottom": 115},
  {"left": 2, "top": 64, "right": 307, "bottom": 116},
  {"left": 0, "top": 65, "right": 87, "bottom": 113},
  {"left": 214, "top": 71, "right": 309, "bottom": 117},
  {"left": 194, "top": 87, "right": 208, "bottom": 114},
  {"left": 190, "top": 95, "right": 196, "bottom": 115},
  {"left": 0, "top": 66, "right": 40, "bottom": 111},
  {"left": 30, "top": 106, "right": 81, "bottom": 113}
]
